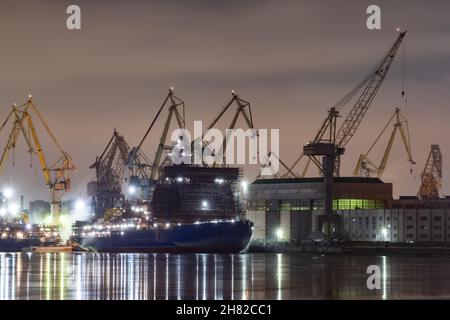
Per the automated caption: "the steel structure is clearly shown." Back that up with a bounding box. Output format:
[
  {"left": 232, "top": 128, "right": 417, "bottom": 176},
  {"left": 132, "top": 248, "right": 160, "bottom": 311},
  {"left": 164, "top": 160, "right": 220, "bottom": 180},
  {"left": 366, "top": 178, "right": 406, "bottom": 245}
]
[
  {"left": 353, "top": 107, "right": 415, "bottom": 178},
  {"left": 418, "top": 145, "right": 442, "bottom": 199},
  {"left": 128, "top": 88, "right": 185, "bottom": 194},
  {"left": 288, "top": 31, "right": 406, "bottom": 178},
  {"left": 198, "top": 91, "right": 254, "bottom": 167},
  {"left": 89, "top": 129, "right": 130, "bottom": 218},
  {"left": 0, "top": 96, "right": 75, "bottom": 223}
]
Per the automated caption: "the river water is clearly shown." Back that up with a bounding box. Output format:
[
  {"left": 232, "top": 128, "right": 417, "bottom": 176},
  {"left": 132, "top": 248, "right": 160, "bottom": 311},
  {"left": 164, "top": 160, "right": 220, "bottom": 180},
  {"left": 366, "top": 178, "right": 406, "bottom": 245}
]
[{"left": 0, "top": 252, "right": 450, "bottom": 300}]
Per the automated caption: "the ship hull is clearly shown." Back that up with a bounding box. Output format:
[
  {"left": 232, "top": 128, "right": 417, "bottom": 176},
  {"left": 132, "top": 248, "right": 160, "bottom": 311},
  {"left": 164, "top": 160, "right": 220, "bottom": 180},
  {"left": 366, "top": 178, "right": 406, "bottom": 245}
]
[
  {"left": 74, "top": 220, "right": 253, "bottom": 253},
  {"left": 0, "top": 238, "right": 42, "bottom": 252}
]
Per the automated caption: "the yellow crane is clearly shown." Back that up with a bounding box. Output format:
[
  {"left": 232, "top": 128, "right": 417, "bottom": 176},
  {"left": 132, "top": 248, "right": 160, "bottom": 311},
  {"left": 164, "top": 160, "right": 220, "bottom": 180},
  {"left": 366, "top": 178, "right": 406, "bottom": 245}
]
[
  {"left": 353, "top": 107, "right": 415, "bottom": 178},
  {"left": 0, "top": 96, "right": 75, "bottom": 224}
]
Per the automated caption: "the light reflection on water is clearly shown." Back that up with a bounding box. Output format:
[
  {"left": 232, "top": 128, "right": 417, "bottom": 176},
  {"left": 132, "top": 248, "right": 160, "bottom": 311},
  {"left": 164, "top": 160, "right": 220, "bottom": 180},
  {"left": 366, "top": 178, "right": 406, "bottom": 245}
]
[{"left": 1, "top": 253, "right": 450, "bottom": 300}]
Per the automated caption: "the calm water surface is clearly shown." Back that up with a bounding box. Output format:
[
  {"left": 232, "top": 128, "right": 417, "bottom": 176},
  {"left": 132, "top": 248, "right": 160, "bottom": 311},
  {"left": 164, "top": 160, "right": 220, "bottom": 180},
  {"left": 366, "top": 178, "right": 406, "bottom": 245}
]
[{"left": 1, "top": 252, "right": 450, "bottom": 300}]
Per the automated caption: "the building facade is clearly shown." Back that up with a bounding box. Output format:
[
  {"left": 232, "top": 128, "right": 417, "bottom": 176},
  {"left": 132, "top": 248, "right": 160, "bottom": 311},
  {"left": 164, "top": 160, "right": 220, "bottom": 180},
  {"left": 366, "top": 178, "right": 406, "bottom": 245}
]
[{"left": 245, "top": 177, "right": 450, "bottom": 244}]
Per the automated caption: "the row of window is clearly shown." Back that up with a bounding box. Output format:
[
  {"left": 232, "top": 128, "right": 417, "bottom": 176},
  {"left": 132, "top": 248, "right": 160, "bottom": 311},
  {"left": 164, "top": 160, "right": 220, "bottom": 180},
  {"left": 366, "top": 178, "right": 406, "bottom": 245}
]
[{"left": 248, "top": 198, "right": 385, "bottom": 211}]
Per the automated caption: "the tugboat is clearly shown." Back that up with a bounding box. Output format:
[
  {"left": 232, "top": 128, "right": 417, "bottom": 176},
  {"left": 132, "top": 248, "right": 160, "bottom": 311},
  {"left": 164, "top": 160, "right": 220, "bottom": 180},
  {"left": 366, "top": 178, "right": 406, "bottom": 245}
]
[{"left": 71, "top": 165, "right": 253, "bottom": 253}]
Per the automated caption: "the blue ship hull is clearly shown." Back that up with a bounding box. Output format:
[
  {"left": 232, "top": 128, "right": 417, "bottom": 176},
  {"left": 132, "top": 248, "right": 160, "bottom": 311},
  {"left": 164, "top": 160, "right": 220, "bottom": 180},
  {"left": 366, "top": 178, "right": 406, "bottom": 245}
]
[
  {"left": 0, "top": 238, "right": 42, "bottom": 252},
  {"left": 75, "top": 220, "right": 253, "bottom": 253}
]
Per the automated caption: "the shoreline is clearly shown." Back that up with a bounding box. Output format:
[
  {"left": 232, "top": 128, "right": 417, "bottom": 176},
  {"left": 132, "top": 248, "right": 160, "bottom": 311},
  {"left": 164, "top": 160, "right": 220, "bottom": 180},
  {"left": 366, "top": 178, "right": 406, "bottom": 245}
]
[{"left": 249, "top": 242, "right": 450, "bottom": 256}]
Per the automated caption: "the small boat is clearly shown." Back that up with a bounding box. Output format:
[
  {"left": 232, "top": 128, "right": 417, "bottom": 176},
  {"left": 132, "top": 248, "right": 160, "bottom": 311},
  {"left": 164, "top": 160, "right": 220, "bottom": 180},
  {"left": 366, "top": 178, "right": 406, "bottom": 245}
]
[{"left": 22, "top": 240, "right": 90, "bottom": 253}]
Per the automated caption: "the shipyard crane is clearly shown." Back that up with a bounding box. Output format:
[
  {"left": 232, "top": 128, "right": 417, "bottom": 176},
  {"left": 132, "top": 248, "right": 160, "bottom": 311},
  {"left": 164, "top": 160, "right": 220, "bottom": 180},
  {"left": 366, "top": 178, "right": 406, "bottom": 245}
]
[
  {"left": 128, "top": 88, "right": 185, "bottom": 185},
  {"left": 198, "top": 91, "right": 255, "bottom": 167},
  {"left": 353, "top": 107, "right": 415, "bottom": 178},
  {"left": 0, "top": 96, "right": 75, "bottom": 224},
  {"left": 418, "top": 145, "right": 442, "bottom": 199},
  {"left": 88, "top": 129, "right": 132, "bottom": 218},
  {"left": 288, "top": 31, "right": 407, "bottom": 178}
]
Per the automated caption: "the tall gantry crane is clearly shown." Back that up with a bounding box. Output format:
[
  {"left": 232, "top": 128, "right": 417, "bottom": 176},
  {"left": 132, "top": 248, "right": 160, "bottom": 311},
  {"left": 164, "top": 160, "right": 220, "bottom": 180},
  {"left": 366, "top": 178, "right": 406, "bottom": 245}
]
[
  {"left": 418, "top": 145, "right": 442, "bottom": 199},
  {"left": 353, "top": 107, "right": 415, "bottom": 178},
  {"left": 128, "top": 88, "right": 185, "bottom": 190},
  {"left": 88, "top": 129, "right": 131, "bottom": 218},
  {"left": 287, "top": 31, "right": 407, "bottom": 178},
  {"left": 199, "top": 91, "right": 255, "bottom": 167},
  {"left": 0, "top": 96, "right": 75, "bottom": 224}
]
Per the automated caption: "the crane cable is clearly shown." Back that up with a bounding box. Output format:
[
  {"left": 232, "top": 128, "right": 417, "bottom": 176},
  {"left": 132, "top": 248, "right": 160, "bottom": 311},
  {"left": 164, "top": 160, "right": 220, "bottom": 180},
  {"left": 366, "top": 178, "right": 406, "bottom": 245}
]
[{"left": 402, "top": 38, "right": 414, "bottom": 175}]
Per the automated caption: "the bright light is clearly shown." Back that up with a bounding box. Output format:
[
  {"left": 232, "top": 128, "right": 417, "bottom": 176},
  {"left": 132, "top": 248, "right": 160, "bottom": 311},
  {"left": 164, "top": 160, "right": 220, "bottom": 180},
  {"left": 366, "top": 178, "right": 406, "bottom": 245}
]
[
  {"left": 241, "top": 180, "right": 248, "bottom": 191},
  {"left": 26, "top": 224, "right": 32, "bottom": 230},
  {"left": 8, "top": 203, "right": 19, "bottom": 215},
  {"left": 201, "top": 200, "right": 208, "bottom": 209},
  {"left": 215, "top": 178, "right": 224, "bottom": 184},
  {"left": 75, "top": 199, "right": 85, "bottom": 211},
  {"left": 3, "top": 187, "right": 13, "bottom": 199},
  {"left": 59, "top": 215, "right": 69, "bottom": 225},
  {"left": 128, "top": 185, "right": 137, "bottom": 195},
  {"left": 0, "top": 207, "right": 6, "bottom": 216},
  {"left": 165, "top": 223, "right": 170, "bottom": 228},
  {"left": 176, "top": 177, "right": 183, "bottom": 183},
  {"left": 16, "top": 232, "right": 24, "bottom": 239},
  {"left": 276, "top": 228, "right": 284, "bottom": 241},
  {"left": 44, "top": 215, "right": 53, "bottom": 225},
  {"left": 381, "top": 227, "right": 388, "bottom": 239}
]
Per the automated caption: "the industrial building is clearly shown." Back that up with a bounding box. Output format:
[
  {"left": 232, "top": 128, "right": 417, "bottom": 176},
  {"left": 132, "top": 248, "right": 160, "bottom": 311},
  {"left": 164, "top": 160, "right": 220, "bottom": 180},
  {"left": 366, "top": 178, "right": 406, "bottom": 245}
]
[{"left": 245, "top": 177, "right": 450, "bottom": 244}]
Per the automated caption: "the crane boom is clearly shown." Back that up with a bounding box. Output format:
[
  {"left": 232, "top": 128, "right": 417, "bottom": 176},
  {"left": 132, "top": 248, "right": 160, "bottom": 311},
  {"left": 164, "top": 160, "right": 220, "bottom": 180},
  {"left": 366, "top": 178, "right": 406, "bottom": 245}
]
[
  {"left": 353, "top": 107, "right": 414, "bottom": 178},
  {"left": 287, "top": 31, "right": 406, "bottom": 178},
  {"left": 336, "top": 31, "right": 407, "bottom": 149},
  {"left": 0, "top": 97, "right": 75, "bottom": 223},
  {"left": 418, "top": 145, "right": 442, "bottom": 199}
]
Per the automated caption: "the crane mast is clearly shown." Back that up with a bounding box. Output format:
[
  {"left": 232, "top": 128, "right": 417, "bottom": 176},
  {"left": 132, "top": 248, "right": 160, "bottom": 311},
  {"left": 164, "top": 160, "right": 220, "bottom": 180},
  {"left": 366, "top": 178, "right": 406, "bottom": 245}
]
[
  {"left": 202, "top": 92, "right": 254, "bottom": 167},
  {"left": 353, "top": 107, "right": 415, "bottom": 178},
  {"left": 333, "top": 31, "right": 407, "bottom": 175},
  {"left": 288, "top": 31, "right": 406, "bottom": 178},
  {"left": 128, "top": 88, "right": 185, "bottom": 186},
  {"left": 0, "top": 97, "right": 75, "bottom": 224},
  {"left": 89, "top": 129, "right": 130, "bottom": 218},
  {"left": 418, "top": 145, "right": 442, "bottom": 199}
]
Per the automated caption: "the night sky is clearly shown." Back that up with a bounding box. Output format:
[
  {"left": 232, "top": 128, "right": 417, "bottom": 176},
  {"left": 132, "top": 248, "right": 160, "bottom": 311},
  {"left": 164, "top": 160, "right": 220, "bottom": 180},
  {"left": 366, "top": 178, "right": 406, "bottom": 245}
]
[{"left": 0, "top": 0, "right": 449, "bottom": 203}]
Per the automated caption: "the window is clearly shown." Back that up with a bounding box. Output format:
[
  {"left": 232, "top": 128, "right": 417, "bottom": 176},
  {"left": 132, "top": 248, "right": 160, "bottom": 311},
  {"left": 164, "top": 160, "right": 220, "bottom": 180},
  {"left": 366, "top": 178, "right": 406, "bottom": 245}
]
[
  {"left": 420, "top": 225, "right": 427, "bottom": 230},
  {"left": 434, "top": 225, "right": 442, "bottom": 230},
  {"left": 420, "top": 216, "right": 428, "bottom": 221},
  {"left": 280, "top": 201, "right": 291, "bottom": 211},
  {"left": 406, "top": 216, "right": 413, "bottom": 221},
  {"left": 406, "top": 233, "right": 414, "bottom": 238},
  {"left": 406, "top": 225, "right": 414, "bottom": 230},
  {"left": 333, "top": 199, "right": 384, "bottom": 210},
  {"left": 379, "top": 216, "right": 384, "bottom": 221},
  {"left": 393, "top": 233, "right": 398, "bottom": 238},
  {"left": 312, "top": 199, "right": 323, "bottom": 210},
  {"left": 434, "top": 216, "right": 442, "bottom": 221},
  {"left": 420, "top": 234, "right": 428, "bottom": 239},
  {"left": 290, "top": 200, "right": 310, "bottom": 211}
]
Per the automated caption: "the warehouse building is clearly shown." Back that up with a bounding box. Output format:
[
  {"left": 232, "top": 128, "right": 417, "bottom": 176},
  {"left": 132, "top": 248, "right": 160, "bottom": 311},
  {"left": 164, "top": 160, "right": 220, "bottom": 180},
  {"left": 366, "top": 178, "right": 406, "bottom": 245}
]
[{"left": 245, "top": 177, "right": 450, "bottom": 244}]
